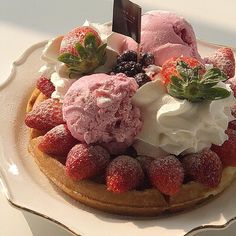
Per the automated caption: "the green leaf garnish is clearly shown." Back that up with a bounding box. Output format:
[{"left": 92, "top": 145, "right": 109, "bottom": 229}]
[
  {"left": 58, "top": 32, "right": 107, "bottom": 77},
  {"left": 167, "top": 60, "right": 231, "bottom": 102}
]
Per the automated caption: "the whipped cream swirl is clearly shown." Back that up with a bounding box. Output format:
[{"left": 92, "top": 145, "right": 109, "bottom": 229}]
[{"left": 132, "top": 78, "right": 235, "bottom": 155}]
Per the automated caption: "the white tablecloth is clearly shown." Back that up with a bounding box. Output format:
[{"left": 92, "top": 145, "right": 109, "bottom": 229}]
[{"left": 0, "top": 0, "right": 235, "bottom": 235}]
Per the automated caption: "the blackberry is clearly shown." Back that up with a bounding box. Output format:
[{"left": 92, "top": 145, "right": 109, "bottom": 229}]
[
  {"left": 140, "top": 52, "right": 155, "bottom": 67},
  {"left": 112, "top": 61, "right": 142, "bottom": 77},
  {"left": 117, "top": 50, "right": 138, "bottom": 63},
  {"left": 134, "top": 73, "right": 151, "bottom": 87}
]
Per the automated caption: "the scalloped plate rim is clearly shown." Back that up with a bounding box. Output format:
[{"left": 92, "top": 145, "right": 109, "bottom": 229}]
[{"left": 0, "top": 39, "right": 236, "bottom": 236}]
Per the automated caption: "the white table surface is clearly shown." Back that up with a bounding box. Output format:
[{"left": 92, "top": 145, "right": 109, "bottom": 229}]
[{"left": 0, "top": 0, "right": 236, "bottom": 235}]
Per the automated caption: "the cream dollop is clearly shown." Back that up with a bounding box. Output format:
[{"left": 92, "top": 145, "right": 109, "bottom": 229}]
[{"left": 132, "top": 78, "right": 235, "bottom": 155}]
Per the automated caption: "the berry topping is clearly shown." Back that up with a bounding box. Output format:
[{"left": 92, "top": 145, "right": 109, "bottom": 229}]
[
  {"left": 134, "top": 73, "right": 151, "bottom": 87},
  {"left": 58, "top": 26, "right": 107, "bottom": 77},
  {"left": 106, "top": 155, "right": 144, "bottom": 193},
  {"left": 38, "top": 124, "right": 78, "bottom": 156},
  {"left": 25, "top": 99, "right": 65, "bottom": 131},
  {"left": 160, "top": 57, "right": 230, "bottom": 102},
  {"left": 148, "top": 155, "right": 184, "bottom": 196},
  {"left": 112, "top": 61, "right": 142, "bottom": 77},
  {"left": 206, "top": 47, "right": 235, "bottom": 79},
  {"left": 140, "top": 52, "right": 155, "bottom": 67},
  {"left": 182, "top": 149, "right": 222, "bottom": 188},
  {"left": 36, "top": 76, "right": 55, "bottom": 98},
  {"left": 117, "top": 50, "right": 137, "bottom": 63},
  {"left": 66, "top": 144, "right": 110, "bottom": 181},
  {"left": 211, "top": 129, "right": 236, "bottom": 166},
  {"left": 112, "top": 50, "right": 155, "bottom": 79}
]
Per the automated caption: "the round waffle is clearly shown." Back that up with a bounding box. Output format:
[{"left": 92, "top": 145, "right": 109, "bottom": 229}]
[{"left": 27, "top": 89, "right": 236, "bottom": 216}]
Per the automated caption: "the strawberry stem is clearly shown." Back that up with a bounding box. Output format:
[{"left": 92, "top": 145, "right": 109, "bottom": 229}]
[
  {"left": 167, "top": 61, "right": 230, "bottom": 102},
  {"left": 58, "top": 33, "right": 107, "bottom": 78}
]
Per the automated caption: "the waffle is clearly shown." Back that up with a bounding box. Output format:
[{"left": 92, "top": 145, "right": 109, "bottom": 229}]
[{"left": 26, "top": 89, "right": 236, "bottom": 216}]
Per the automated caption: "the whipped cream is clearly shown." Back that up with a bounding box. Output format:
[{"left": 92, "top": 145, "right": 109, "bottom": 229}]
[{"left": 132, "top": 78, "right": 235, "bottom": 155}]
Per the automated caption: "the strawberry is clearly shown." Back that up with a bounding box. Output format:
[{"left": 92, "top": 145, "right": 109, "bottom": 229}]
[
  {"left": 211, "top": 129, "right": 236, "bottom": 166},
  {"left": 25, "top": 98, "right": 65, "bottom": 131},
  {"left": 66, "top": 144, "right": 110, "bottom": 181},
  {"left": 148, "top": 155, "right": 184, "bottom": 196},
  {"left": 160, "top": 56, "right": 230, "bottom": 102},
  {"left": 160, "top": 56, "right": 204, "bottom": 85},
  {"left": 58, "top": 26, "right": 107, "bottom": 76},
  {"left": 106, "top": 155, "right": 144, "bottom": 193},
  {"left": 228, "top": 104, "right": 236, "bottom": 130},
  {"left": 38, "top": 124, "right": 78, "bottom": 156},
  {"left": 60, "top": 26, "right": 102, "bottom": 55},
  {"left": 205, "top": 47, "right": 235, "bottom": 79},
  {"left": 182, "top": 149, "right": 222, "bottom": 188},
  {"left": 36, "top": 76, "right": 55, "bottom": 98}
]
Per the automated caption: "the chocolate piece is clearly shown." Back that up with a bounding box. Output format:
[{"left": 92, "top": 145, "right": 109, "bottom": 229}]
[{"left": 112, "top": 0, "right": 141, "bottom": 43}]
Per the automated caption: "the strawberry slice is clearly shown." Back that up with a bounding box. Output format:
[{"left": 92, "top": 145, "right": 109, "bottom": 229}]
[
  {"left": 58, "top": 26, "right": 107, "bottom": 76},
  {"left": 148, "top": 155, "right": 184, "bottom": 196},
  {"left": 36, "top": 76, "right": 55, "bottom": 98},
  {"left": 205, "top": 47, "right": 235, "bottom": 79},
  {"left": 66, "top": 144, "right": 110, "bottom": 181},
  {"left": 106, "top": 155, "right": 144, "bottom": 193},
  {"left": 211, "top": 129, "right": 236, "bottom": 166},
  {"left": 38, "top": 124, "right": 78, "bottom": 156},
  {"left": 182, "top": 149, "right": 222, "bottom": 188},
  {"left": 25, "top": 98, "right": 65, "bottom": 131}
]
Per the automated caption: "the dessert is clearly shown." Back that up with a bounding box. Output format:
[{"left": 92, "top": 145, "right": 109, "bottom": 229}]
[{"left": 25, "top": 10, "right": 236, "bottom": 216}]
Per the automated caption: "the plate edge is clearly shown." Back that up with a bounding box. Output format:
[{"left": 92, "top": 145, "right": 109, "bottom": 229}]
[{"left": 0, "top": 39, "right": 236, "bottom": 236}]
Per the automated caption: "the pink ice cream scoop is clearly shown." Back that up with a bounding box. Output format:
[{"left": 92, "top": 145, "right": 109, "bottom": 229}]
[
  {"left": 117, "top": 11, "right": 202, "bottom": 66},
  {"left": 62, "top": 73, "right": 142, "bottom": 151}
]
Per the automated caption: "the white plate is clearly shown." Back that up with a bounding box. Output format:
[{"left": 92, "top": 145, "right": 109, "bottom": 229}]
[{"left": 0, "top": 40, "right": 236, "bottom": 236}]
